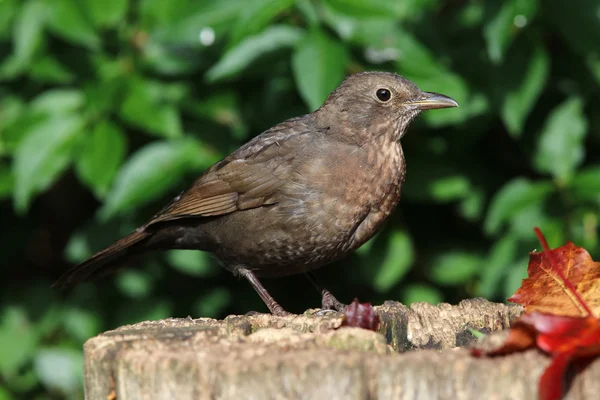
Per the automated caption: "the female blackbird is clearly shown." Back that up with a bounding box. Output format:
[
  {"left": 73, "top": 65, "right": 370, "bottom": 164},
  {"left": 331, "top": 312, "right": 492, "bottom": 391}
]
[{"left": 56, "top": 72, "right": 458, "bottom": 315}]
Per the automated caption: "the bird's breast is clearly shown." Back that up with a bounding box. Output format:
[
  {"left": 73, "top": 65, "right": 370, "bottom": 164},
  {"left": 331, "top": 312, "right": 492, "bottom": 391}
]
[{"left": 295, "top": 137, "right": 406, "bottom": 254}]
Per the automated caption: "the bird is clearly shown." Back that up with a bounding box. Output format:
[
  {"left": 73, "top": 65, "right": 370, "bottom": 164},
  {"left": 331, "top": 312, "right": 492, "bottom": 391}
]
[{"left": 55, "top": 72, "right": 458, "bottom": 316}]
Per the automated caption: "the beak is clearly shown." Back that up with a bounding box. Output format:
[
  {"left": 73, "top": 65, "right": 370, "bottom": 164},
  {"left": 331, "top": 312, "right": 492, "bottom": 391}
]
[{"left": 407, "top": 92, "right": 459, "bottom": 110}]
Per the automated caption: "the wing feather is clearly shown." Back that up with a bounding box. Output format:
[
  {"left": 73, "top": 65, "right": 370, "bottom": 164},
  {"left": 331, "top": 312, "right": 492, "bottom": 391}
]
[{"left": 145, "top": 122, "right": 317, "bottom": 227}]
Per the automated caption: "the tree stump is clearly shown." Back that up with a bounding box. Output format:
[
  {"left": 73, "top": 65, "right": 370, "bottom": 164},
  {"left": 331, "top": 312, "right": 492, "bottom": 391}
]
[{"left": 83, "top": 299, "right": 600, "bottom": 399}]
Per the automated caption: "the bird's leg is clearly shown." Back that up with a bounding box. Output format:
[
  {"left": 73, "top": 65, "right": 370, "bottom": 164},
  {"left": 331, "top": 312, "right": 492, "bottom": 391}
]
[
  {"left": 305, "top": 272, "right": 347, "bottom": 312},
  {"left": 237, "top": 267, "right": 291, "bottom": 316}
]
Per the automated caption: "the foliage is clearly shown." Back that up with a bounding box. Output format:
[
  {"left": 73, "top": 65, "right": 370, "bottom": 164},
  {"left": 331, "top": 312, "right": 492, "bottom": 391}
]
[{"left": 0, "top": 0, "right": 599, "bottom": 398}]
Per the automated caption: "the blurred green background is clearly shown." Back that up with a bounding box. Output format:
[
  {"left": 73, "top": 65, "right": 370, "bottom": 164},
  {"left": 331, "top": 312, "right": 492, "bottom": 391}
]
[{"left": 1, "top": 0, "right": 599, "bottom": 398}]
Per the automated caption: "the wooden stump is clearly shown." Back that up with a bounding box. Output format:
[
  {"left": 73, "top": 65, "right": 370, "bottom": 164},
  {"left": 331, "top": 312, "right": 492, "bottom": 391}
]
[{"left": 83, "top": 299, "right": 600, "bottom": 399}]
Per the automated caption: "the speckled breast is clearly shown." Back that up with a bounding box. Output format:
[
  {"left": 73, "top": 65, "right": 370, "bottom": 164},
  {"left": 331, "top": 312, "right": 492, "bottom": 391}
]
[{"left": 208, "top": 136, "right": 406, "bottom": 277}]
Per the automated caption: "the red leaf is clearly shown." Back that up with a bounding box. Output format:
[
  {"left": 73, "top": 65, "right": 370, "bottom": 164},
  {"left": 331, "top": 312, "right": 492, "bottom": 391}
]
[
  {"left": 476, "top": 312, "right": 600, "bottom": 400},
  {"left": 539, "top": 350, "right": 574, "bottom": 400},
  {"left": 341, "top": 298, "right": 380, "bottom": 331},
  {"left": 482, "top": 322, "right": 536, "bottom": 356},
  {"left": 473, "top": 228, "right": 600, "bottom": 400},
  {"left": 524, "top": 314, "right": 600, "bottom": 354}
]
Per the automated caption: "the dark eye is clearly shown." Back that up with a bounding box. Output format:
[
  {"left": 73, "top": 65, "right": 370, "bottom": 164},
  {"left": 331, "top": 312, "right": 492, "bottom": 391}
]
[{"left": 376, "top": 88, "right": 391, "bottom": 102}]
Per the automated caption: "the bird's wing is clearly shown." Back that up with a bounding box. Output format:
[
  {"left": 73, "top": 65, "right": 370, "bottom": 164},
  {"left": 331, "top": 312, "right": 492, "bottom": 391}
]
[{"left": 146, "top": 119, "right": 314, "bottom": 226}]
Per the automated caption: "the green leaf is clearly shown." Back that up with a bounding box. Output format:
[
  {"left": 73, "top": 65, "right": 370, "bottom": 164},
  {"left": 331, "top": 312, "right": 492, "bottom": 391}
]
[
  {"left": 402, "top": 154, "right": 471, "bottom": 203},
  {"left": 186, "top": 92, "right": 247, "bottom": 139},
  {"left": 75, "top": 121, "right": 127, "bottom": 198},
  {"left": 33, "top": 296, "right": 62, "bottom": 337},
  {"left": 62, "top": 308, "right": 101, "bottom": 342},
  {"left": 373, "top": 230, "right": 414, "bottom": 292},
  {"left": 569, "top": 166, "right": 600, "bottom": 204},
  {"left": 458, "top": 188, "right": 485, "bottom": 221},
  {"left": 501, "top": 44, "right": 549, "bottom": 137},
  {"left": 207, "top": 25, "right": 304, "bottom": 82},
  {"left": 324, "top": 0, "right": 435, "bottom": 20},
  {"left": 484, "top": 0, "right": 539, "bottom": 63},
  {"left": 83, "top": 0, "right": 129, "bottom": 28},
  {"left": 504, "top": 256, "right": 529, "bottom": 299},
  {"left": 458, "top": 1, "right": 484, "bottom": 28},
  {"left": 229, "top": 0, "right": 295, "bottom": 45},
  {"left": 194, "top": 287, "right": 231, "bottom": 317},
  {"left": 167, "top": 250, "right": 214, "bottom": 277},
  {"left": 84, "top": 76, "right": 123, "bottom": 115},
  {"left": 484, "top": 178, "right": 554, "bottom": 235},
  {"left": 587, "top": 57, "right": 600, "bottom": 87},
  {"left": 141, "top": 41, "right": 199, "bottom": 76},
  {"left": 295, "top": 0, "right": 318, "bottom": 26},
  {"left": 534, "top": 97, "right": 588, "bottom": 181},
  {"left": 64, "top": 231, "right": 93, "bottom": 263},
  {"left": 0, "top": 163, "right": 14, "bottom": 199},
  {"left": 117, "top": 270, "right": 153, "bottom": 299},
  {"left": 292, "top": 29, "right": 347, "bottom": 111},
  {"left": 0, "top": 307, "right": 38, "bottom": 377},
  {"left": 29, "top": 55, "right": 75, "bottom": 84},
  {"left": 12, "top": 0, "right": 46, "bottom": 66},
  {"left": 1, "top": 115, "right": 47, "bottom": 156},
  {"left": 0, "top": 386, "right": 15, "bottom": 400},
  {"left": 324, "top": 0, "right": 394, "bottom": 18},
  {"left": 140, "top": 0, "right": 222, "bottom": 29},
  {"left": 509, "top": 208, "right": 565, "bottom": 244},
  {"left": 0, "top": 96, "right": 25, "bottom": 128},
  {"left": 13, "top": 115, "right": 84, "bottom": 213},
  {"left": 320, "top": 4, "right": 363, "bottom": 41},
  {"left": 152, "top": 0, "right": 242, "bottom": 44},
  {"left": 34, "top": 348, "right": 83, "bottom": 395},
  {"left": 401, "top": 284, "right": 442, "bottom": 305},
  {"left": 477, "top": 236, "right": 517, "bottom": 298},
  {"left": 429, "top": 252, "right": 482, "bottom": 286},
  {"left": 0, "top": 55, "right": 24, "bottom": 80},
  {"left": 429, "top": 176, "right": 471, "bottom": 201},
  {"left": 100, "top": 140, "right": 200, "bottom": 219},
  {"left": 45, "top": 0, "right": 100, "bottom": 49},
  {"left": 0, "top": 0, "right": 19, "bottom": 39},
  {"left": 30, "top": 89, "right": 85, "bottom": 115},
  {"left": 0, "top": 97, "right": 26, "bottom": 155},
  {"left": 119, "top": 78, "right": 183, "bottom": 138}
]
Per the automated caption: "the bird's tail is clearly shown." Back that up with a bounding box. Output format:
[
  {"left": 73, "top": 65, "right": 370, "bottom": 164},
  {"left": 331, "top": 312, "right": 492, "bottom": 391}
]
[{"left": 54, "top": 229, "right": 151, "bottom": 288}]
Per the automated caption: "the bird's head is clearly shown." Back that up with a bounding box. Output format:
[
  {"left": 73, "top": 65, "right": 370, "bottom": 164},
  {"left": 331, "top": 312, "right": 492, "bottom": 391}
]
[{"left": 315, "top": 71, "right": 458, "bottom": 144}]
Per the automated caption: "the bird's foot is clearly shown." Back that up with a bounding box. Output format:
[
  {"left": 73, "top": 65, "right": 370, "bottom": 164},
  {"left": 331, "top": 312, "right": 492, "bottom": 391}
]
[
  {"left": 304, "top": 272, "right": 347, "bottom": 313},
  {"left": 321, "top": 289, "right": 347, "bottom": 313}
]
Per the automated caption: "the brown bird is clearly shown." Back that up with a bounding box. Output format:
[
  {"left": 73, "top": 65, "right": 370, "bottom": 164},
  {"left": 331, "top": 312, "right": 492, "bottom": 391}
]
[{"left": 56, "top": 72, "right": 458, "bottom": 315}]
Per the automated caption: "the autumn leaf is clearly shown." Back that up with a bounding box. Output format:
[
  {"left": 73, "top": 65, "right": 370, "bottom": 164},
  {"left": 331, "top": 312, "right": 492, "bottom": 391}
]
[
  {"left": 509, "top": 241, "right": 600, "bottom": 317},
  {"left": 473, "top": 227, "right": 600, "bottom": 400},
  {"left": 478, "top": 312, "right": 600, "bottom": 400}
]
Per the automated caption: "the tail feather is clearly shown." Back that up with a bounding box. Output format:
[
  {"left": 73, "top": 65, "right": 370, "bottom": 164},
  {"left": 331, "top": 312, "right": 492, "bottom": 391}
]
[{"left": 54, "top": 229, "right": 151, "bottom": 288}]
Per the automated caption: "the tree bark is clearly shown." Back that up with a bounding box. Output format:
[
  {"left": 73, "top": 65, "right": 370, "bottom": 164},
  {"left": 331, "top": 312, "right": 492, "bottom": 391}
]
[{"left": 83, "top": 299, "right": 599, "bottom": 399}]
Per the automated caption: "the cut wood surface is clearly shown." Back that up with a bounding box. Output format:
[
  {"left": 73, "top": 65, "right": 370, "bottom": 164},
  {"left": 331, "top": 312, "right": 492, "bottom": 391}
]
[{"left": 83, "top": 299, "right": 599, "bottom": 399}]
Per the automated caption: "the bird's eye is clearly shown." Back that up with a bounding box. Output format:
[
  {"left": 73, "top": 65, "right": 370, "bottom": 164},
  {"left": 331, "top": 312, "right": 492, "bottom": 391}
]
[{"left": 376, "top": 88, "right": 391, "bottom": 102}]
